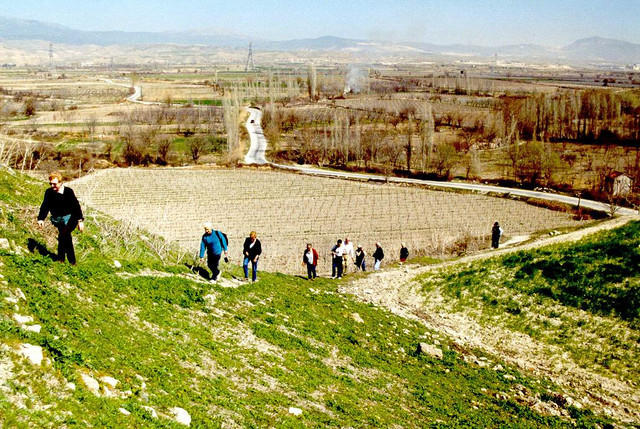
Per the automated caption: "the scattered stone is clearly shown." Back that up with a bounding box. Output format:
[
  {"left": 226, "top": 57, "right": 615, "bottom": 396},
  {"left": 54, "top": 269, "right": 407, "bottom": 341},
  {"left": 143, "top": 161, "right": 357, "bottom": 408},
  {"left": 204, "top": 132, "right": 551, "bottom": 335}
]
[
  {"left": 139, "top": 391, "right": 150, "bottom": 403},
  {"left": 23, "top": 324, "right": 42, "bottom": 333},
  {"left": 99, "top": 376, "right": 119, "bottom": 389},
  {"left": 352, "top": 313, "right": 364, "bottom": 323},
  {"left": 416, "top": 342, "right": 443, "bottom": 359},
  {"left": 118, "top": 408, "right": 131, "bottom": 416},
  {"left": 103, "top": 386, "right": 118, "bottom": 398},
  {"left": 4, "top": 296, "right": 18, "bottom": 304},
  {"left": 492, "top": 364, "right": 504, "bottom": 371},
  {"left": 13, "top": 314, "right": 34, "bottom": 324},
  {"left": 141, "top": 406, "right": 158, "bottom": 419},
  {"left": 503, "top": 374, "right": 516, "bottom": 381},
  {"left": 0, "top": 238, "right": 10, "bottom": 250},
  {"left": 15, "top": 288, "right": 26, "bottom": 300},
  {"left": 170, "top": 407, "right": 191, "bottom": 426},
  {"left": 113, "top": 260, "right": 122, "bottom": 268},
  {"left": 288, "top": 407, "right": 303, "bottom": 416},
  {"left": 80, "top": 373, "right": 100, "bottom": 395},
  {"left": 17, "top": 344, "right": 43, "bottom": 365},
  {"left": 565, "top": 396, "right": 582, "bottom": 409},
  {"left": 66, "top": 382, "right": 76, "bottom": 391}
]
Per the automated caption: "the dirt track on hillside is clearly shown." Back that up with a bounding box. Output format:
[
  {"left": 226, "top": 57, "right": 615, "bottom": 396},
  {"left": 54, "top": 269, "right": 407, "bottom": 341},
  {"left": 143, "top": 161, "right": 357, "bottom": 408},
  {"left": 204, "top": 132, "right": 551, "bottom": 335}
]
[{"left": 340, "top": 215, "right": 640, "bottom": 424}]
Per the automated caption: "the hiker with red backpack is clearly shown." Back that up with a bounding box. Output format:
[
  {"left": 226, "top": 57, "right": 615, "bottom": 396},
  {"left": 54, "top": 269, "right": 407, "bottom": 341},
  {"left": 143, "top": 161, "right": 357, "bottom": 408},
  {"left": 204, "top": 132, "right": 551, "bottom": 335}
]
[{"left": 199, "top": 222, "right": 228, "bottom": 282}]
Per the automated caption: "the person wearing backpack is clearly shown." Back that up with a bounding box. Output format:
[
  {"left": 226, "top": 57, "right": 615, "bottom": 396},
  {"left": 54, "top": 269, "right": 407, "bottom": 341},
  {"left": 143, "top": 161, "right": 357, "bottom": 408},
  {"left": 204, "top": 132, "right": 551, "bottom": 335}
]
[
  {"left": 242, "top": 231, "right": 262, "bottom": 282},
  {"left": 199, "top": 222, "right": 228, "bottom": 282}
]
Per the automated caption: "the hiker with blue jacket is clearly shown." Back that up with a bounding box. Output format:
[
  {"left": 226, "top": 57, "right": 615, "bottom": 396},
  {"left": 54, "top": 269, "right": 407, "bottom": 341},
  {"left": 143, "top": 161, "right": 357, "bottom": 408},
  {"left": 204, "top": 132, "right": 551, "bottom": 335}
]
[
  {"left": 37, "top": 171, "right": 84, "bottom": 264},
  {"left": 199, "top": 222, "right": 228, "bottom": 282}
]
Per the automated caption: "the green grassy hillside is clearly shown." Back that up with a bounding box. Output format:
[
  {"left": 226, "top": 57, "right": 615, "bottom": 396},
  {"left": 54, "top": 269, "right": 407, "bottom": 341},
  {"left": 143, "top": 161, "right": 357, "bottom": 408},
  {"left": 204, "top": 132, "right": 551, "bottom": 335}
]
[{"left": 0, "top": 168, "right": 623, "bottom": 427}]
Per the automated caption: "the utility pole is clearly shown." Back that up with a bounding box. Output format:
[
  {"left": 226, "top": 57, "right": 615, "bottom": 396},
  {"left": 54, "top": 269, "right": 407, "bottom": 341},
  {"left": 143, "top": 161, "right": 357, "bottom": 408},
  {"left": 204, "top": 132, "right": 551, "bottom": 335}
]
[
  {"left": 245, "top": 42, "right": 255, "bottom": 72},
  {"left": 49, "top": 43, "right": 54, "bottom": 69}
]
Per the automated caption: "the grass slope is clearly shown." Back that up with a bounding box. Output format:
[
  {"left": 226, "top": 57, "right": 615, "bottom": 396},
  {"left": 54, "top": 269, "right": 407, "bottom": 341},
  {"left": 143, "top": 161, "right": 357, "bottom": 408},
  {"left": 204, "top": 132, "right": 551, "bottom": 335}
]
[{"left": 0, "top": 168, "right": 618, "bottom": 427}]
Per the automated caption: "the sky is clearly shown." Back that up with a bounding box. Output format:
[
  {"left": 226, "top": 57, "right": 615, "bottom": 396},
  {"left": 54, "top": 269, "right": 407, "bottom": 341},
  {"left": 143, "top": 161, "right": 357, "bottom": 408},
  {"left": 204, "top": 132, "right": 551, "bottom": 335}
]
[{"left": 1, "top": 0, "right": 639, "bottom": 47}]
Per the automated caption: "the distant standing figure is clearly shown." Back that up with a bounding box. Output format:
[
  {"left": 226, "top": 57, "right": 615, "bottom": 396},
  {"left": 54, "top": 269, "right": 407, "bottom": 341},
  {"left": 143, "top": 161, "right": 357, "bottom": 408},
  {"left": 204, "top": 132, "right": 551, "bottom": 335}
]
[
  {"left": 243, "top": 231, "right": 262, "bottom": 282},
  {"left": 491, "top": 222, "right": 503, "bottom": 249},
  {"left": 342, "top": 237, "right": 355, "bottom": 273},
  {"left": 302, "top": 243, "right": 319, "bottom": 280},
  {"left": 331, "top": 239, "right": 345, "bottom": 279},
  {"left": 354, "top": 245, "right": 366, "bottom": 271},
  {"left": 399, "top": 242, "right": 409, "bottom": 263},
  {"left": 199, "top": 222, "right": 228, "bottom": 282},
  {"left": 37, "top": 171, "right": 84, "bottom": 264},
  {"left": 372, "top": 242, "right": 384, "bottom": 270}
]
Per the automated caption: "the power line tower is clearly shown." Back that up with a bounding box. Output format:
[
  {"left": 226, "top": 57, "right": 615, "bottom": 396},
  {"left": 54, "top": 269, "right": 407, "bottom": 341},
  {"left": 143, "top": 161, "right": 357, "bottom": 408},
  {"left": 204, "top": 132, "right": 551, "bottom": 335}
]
[
  {"left": 49, "top": 43, "right": 54, "bottom": 68},
  {"left": 245, "top": 42, "right": 255, "bottom": 72}
]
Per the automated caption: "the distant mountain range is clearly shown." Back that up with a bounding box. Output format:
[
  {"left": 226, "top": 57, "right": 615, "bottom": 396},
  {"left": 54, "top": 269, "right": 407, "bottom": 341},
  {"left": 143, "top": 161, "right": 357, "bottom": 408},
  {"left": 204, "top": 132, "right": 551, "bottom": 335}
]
[{"left": 1, "top": 15, "right": 639, "bottom": 65}]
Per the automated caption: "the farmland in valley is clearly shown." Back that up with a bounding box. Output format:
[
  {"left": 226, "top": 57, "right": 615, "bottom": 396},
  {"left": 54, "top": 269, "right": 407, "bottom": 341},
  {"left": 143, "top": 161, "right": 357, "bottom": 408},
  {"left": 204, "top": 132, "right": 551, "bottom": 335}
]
[{"left": 71, "top": 167, "right": 588, "bottom": 274}]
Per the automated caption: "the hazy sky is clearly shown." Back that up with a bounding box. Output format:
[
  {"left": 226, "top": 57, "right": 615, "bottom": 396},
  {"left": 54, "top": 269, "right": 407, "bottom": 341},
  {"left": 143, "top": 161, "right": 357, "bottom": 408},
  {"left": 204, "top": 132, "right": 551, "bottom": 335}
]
[{"left": 2, "top": 0, "right": 639, "bottom": 46}]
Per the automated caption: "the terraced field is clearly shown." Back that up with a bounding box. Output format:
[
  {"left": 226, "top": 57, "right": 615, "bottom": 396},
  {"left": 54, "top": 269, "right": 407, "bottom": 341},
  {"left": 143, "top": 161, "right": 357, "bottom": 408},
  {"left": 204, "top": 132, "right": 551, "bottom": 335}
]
[{"left": 71, "top": 167, "right": 589, "bottom": 273}]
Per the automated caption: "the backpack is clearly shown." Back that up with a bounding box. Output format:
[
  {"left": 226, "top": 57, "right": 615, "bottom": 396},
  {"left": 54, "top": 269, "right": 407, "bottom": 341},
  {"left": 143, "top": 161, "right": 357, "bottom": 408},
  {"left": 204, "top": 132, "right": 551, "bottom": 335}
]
[{"left": 215, "top": 230, "right": 228, "bottom": 249}]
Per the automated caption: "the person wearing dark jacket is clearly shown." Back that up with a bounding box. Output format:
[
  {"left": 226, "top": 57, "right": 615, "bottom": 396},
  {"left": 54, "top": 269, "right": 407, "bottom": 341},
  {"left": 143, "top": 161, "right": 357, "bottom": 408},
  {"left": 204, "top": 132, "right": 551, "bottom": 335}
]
[
  {"left": 199, "top": 222, "right": 228, "bottom": 282},
  {"left": 37, "top": 171, "right": 84, "bottom": 264},
  {"left": 243, "top": 231, "right": 262, "bottom": 282},
  {"left": 372, "top": 242, "right": 384, "bottom": 270},
  {"left": 302, "top": 243, "right": 319, "bottom": 280},
  {"left": 354, "top": 245, "right": 366, "bottom": 271},
  {"left": 491, "top": 221, "right": 503, "bottom": 249},
  {"left": 399, "top": 243, "right": 409, "bottom": 263}
]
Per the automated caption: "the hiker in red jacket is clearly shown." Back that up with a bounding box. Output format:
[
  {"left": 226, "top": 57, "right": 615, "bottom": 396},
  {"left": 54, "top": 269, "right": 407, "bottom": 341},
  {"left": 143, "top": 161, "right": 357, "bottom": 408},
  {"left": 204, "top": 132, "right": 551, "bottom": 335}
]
[{"left": 302, "top": 243, "right": 319, "bottom": 280}]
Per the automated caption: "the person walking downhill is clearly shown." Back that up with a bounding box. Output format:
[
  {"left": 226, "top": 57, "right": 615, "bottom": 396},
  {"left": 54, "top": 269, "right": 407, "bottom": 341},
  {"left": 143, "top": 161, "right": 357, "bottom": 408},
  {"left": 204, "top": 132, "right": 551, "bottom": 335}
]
[
  {"left": 242, "top": 231, "right": 262, "bottom": 282},
  {"left": 399, "top": 242, "right": 409, "bottom": 264},
  {"left": 491, "top": 221, "right": 503, "bottom": 249},
  {"left": 199, "top": 222, "right": 228, "bottom": 282},
  {"left": 37, "top": 171, "right": 84, "bottom": 264},
  {"left": 372, "top": 242, "right": 384, "bottom": 271},
  {"left": 302, "top": 243, "right": 319, "bottom": 280},
  {"left": 354, "top": 245, "right": 366, "bottom": 271},
  {"left": 331, "top": 239, "right": 345, "bottom": 279}
]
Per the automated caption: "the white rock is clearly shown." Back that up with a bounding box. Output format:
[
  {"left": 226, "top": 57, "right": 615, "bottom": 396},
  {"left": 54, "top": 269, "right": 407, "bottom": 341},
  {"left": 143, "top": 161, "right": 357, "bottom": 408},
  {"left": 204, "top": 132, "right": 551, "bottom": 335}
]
[
  {"left": 0, "top": 238, "right": 10, "bottom": 250},
  {"left": 288, "top": 407, "right": 303, "bottom": 416},
  {"left": 416, "top": 342, "right": 443, "bottom": 360},
  {"left": 80, "top": 373, "right": 100, "bottom": 395},
  {"left": 18, "top": 344, "right": 43, "bottom": 365},
  {"left": 4, "top": 296, "right": 18, "bottom": 304},
  {"left": 113, "top": 260, "right": 122, "bottom": 268},
  {"left": 15, "top": 288, "right": 26, "bottom": 300},
  {"left": 503, "top": 374, "right": 516, "bottom": 381},
  {"left": 66, "top": 382, "right": 76, "bottom": 391},
  {"left": 170, "top": 407, "right": 191, "bottom": 426},
  {"left": 118, "top": 408, "right": 131, "bottom": 416},
  {"left": 13, "top": 314, "right": 34, "bottom": 324},
  {"left": 352, "top": 312, "right": 364, "bottom": 323},
  {"left": 99, "top": 376, "right": 119, "bottom": 389},
  {"left": 141, "top": 405, "right": 158, "bottom": 419},
  {"left": 103, "top": 386, "right": 118, "bottom": 398},
  {"left": 23, "top": 324, "right": 42, "bottom": 333}
]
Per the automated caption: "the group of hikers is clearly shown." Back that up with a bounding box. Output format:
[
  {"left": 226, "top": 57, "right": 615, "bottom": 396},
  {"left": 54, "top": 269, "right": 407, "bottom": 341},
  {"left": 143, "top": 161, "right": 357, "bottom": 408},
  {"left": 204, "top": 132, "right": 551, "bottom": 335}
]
[{"left": 36, "top": 172, "right": 504, "bottom": 281}]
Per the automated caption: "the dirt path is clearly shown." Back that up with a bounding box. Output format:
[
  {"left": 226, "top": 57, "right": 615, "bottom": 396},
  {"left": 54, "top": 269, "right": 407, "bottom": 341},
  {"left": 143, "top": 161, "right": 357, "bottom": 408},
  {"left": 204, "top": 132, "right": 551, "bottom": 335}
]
[{"left": 340, "top": 215, "right": 640, "bottom": 424}]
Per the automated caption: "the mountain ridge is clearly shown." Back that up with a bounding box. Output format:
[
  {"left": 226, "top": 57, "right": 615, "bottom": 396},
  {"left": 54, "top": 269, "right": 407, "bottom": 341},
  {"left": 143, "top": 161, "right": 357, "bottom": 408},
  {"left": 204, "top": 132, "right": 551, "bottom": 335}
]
[{"left": 1, "top": 15, "right": 639, "bottom": 64}]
